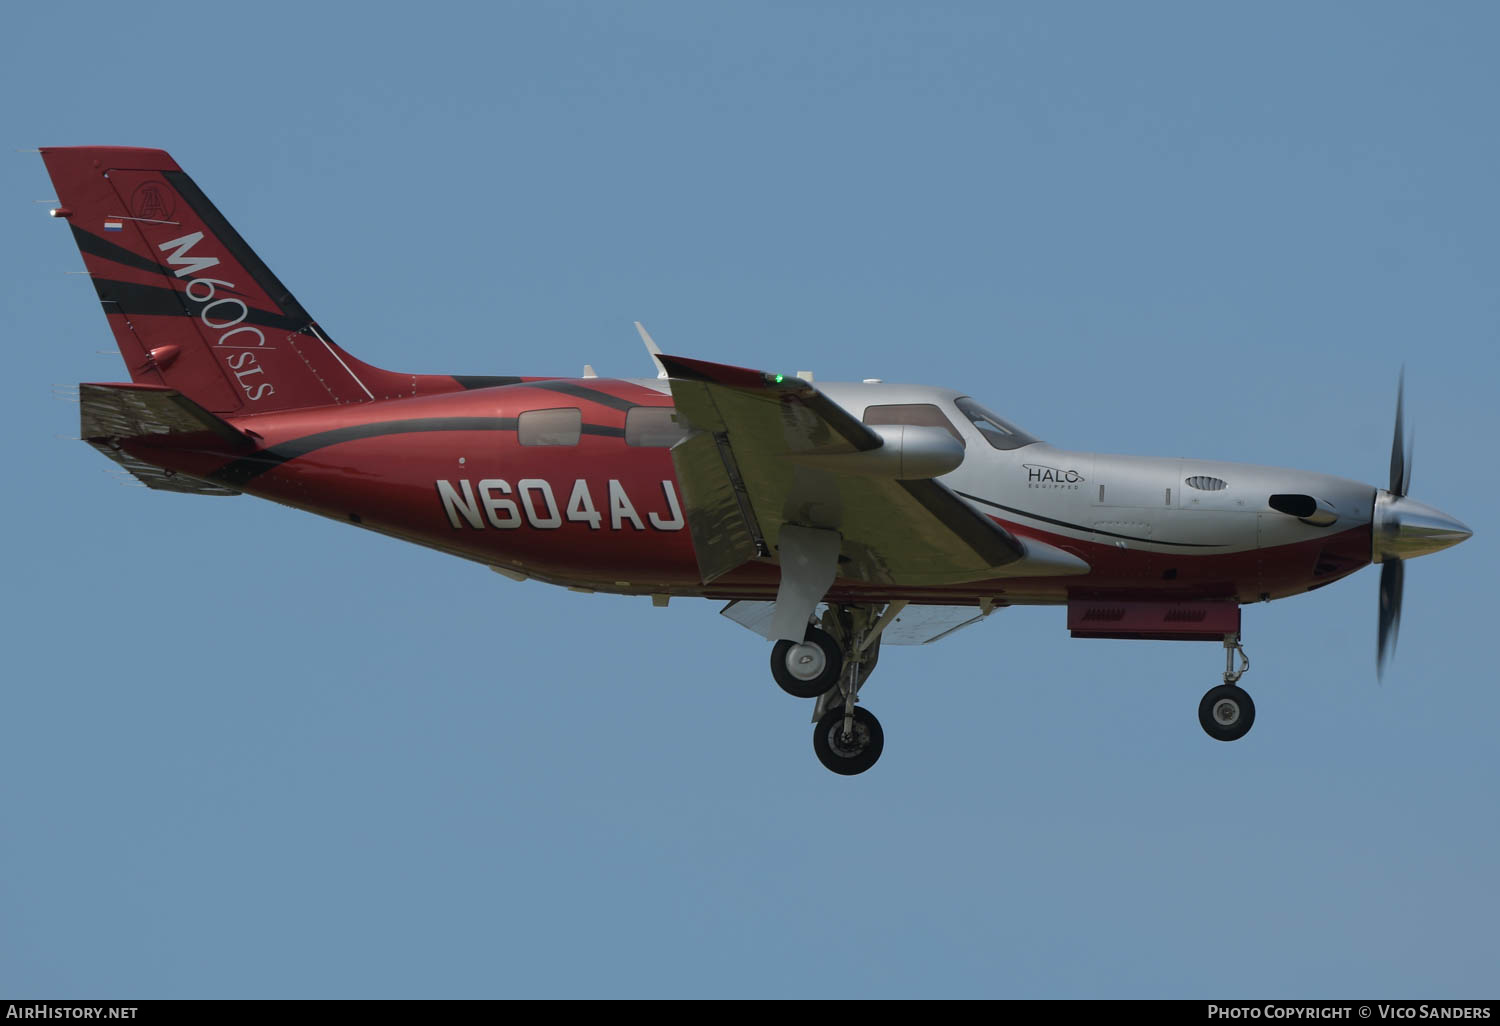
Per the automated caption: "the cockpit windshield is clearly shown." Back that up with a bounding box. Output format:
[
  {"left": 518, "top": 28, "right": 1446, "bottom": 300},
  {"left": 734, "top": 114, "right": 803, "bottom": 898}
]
[{"left": 954, "top": 397, "right": 1039, "bottom": 451}]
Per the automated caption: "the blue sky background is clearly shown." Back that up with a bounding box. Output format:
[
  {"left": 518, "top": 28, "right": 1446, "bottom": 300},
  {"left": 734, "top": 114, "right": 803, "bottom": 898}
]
[{"left": 2, "top": 2, "right": 1496, "bottom": 999}]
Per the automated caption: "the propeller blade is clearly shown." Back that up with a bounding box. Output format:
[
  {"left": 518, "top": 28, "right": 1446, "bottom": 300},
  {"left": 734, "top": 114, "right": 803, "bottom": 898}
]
[
  {"left": 1389, "top": 369, "right": 1407, "bottom": 496},
  {"left": 1403, "top": 429, "right": 1413, "bottom": 497},
  {"left": 1377, "top": 558, "right": 1404, "bottom": 678}
]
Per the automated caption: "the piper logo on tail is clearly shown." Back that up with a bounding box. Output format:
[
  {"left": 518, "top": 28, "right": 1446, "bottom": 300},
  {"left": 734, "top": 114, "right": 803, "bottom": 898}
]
[
  {"left": 131, "top": 180, "right": 176, "bottom": 221},
  {"left": 157, "top": 233, "right": 276, "bottom": 402}
]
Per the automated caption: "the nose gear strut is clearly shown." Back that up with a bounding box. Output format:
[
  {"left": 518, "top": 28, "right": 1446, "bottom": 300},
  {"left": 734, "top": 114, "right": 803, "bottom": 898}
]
[
  {"left": 1222, "top": 633, "right": 1249, "bottom": 686},
  {"left": 1199, "top": 633, "right": 1255, "bottom": 742}
]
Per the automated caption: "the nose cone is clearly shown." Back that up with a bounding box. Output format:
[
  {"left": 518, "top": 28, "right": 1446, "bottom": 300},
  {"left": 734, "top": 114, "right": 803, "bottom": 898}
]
[{"left": 1373, "top": 492, "right": 1473, "bottom": 562}]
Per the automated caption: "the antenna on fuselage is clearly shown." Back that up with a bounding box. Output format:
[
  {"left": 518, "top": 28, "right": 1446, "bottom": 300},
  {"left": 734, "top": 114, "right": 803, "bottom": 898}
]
[{"left": 634, "top": 321, "right": 669, "bottom": 379}]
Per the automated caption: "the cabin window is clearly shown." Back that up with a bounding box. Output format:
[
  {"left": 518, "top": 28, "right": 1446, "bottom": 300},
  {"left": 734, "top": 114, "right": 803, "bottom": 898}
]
[
  {"left": 625, "top": 406, "right": 690, "bottom": 448},
  {"left": 517, "top": 407, "right": 582, "bottom": 446},
  {"left": 954, "top": 397, "right": 1038, "bottom": 451},
  {"left": 861, "top": 404, "right": 965, "bottom": 445}
]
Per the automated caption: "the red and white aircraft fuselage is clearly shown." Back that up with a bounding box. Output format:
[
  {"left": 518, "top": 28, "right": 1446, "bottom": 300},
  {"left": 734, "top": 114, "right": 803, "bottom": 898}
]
[{"left": 42, "top": 146, "right": 1471, "bottom": 774}]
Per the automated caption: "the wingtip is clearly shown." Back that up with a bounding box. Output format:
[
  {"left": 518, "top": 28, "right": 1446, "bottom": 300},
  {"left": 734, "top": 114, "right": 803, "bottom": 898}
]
[{"left": 633, "top": 322, "right": 668, "bottom": 377}]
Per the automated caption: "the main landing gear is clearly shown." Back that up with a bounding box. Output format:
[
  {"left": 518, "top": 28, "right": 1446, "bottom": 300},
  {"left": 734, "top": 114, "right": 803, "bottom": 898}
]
[
  {"left": 770, "top": 628, "right": 842, "bottom": 699},
  {"left": 1199, "top": 633, "right": 1255, "bottom": 742},
  {"left": 770, "top": 603, "right": 901, "bottom": 775},
  {"left": 774, "top": 616, "right": 1260, "bottom": 766}
]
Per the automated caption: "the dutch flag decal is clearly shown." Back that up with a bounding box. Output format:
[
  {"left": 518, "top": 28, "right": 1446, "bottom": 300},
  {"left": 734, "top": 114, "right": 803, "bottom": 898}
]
[{"left": 104, "top": 220, "right": 123, "bottom": 232}]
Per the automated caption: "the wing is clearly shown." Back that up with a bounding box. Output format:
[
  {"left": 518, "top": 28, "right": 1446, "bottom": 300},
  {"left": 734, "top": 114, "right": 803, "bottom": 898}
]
[
  {"left": 658, "top": 354, "right": 1086, "bottom": 586},
  {"left": 722, "top": 599, "right": 997, "bottom": 645}
]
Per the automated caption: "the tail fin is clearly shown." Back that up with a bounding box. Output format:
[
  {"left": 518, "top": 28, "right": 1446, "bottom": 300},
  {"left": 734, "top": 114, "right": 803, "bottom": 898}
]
[{"left": 42, "top": 147, "right": 414, "bottom": 415}]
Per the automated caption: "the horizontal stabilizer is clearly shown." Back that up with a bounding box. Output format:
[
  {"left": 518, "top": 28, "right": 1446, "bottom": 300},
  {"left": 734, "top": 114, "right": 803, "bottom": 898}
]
[
  {"left": 79, "top": 382, "right": 250, "bottom": 495},
  {"left": 80, "top": 382, "right": 252, "bottom": 446}
]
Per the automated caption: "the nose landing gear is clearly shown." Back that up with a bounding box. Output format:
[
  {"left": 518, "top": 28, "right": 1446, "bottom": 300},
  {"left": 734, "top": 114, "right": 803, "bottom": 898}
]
[{"left": 1199, "top": 634, "right": 1255, "bottom": 742}]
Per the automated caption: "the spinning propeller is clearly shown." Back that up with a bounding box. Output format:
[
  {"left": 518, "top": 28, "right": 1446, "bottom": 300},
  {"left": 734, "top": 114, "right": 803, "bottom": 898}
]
[
  {"left": 1378, "top": 373, "right": 1411, "bottom": 677},
  {"left": 1372, "top": 371, "right": 1470, "bottom": 677}
]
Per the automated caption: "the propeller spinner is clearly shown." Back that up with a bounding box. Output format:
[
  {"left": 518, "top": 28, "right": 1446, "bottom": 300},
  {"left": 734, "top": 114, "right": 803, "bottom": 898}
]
[{"left": 1372, "top": 371, "right": 1472, "bottom": 676}]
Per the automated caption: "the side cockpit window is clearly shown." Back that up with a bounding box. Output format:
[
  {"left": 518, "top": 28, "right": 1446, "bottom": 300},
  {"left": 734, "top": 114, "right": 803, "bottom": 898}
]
[
  {"left": 954, "top": 397, "right": 1038, "bottom": 451},
  {"left": 861, "top": 403, "right": 965, "bottom": 445},
  {"left": 625, "top": 406, "right": 690, "bottom": 448},
  {"left": 518, "top": 407, "right": 582, "bottom": 446}
]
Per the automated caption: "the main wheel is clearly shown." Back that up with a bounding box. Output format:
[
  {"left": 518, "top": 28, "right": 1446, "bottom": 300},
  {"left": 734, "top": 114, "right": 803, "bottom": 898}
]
[
  {"left": 1199, "top": 684, "right": 1256, "bottom": 742},
  {"left": 813, "top": 705, "right": 884, "bottom": 775},
  {"left": 771, "top": 627, "right": 843, "bottom": 699}
]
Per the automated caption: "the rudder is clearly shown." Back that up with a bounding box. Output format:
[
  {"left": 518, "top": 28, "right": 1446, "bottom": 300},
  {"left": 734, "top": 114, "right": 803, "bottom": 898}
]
[{"left": 42, "top": 147, "right": 413, "bottom": 415}]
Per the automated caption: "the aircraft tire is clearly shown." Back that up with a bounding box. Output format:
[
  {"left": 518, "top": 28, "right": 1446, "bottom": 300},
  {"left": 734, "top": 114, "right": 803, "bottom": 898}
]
[
  {"left": 1199, "top": 684, "right": 1255, "bottom": 742},
  {"left": 813, "top": 705, "right": 884, "bottom": 775},
  {"left": 771, "top": 627, "right": 843, "bottom": 699}
]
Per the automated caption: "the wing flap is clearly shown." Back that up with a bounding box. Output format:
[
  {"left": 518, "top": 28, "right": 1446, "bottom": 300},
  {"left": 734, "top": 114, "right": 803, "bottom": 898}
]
[{"left": 670, "top": 429, "right": 765, "bottom": 583}]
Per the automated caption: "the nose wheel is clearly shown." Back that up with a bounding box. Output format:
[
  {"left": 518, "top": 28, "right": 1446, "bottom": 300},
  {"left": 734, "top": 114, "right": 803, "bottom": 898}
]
[
  {"left": 1199, "top": 634, "right": 1255, "bottom": 742},
  {"left": 1199, "top": 683, "right": 1255, "bottom": 741}
]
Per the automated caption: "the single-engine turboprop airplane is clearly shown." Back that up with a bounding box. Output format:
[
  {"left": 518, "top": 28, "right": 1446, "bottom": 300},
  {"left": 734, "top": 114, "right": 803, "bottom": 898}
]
[{"left": 41, "top": 146, "right": 1472, "bottom": 774}]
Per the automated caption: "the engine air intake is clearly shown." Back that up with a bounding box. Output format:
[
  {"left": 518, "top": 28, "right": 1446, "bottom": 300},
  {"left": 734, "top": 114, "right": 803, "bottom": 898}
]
[
  {"left": 1268, "top": 493, "right": 1317, "bottom": 518},
  {"left": 1268, "top": 493, "right": 1339, "bottom": 527}
]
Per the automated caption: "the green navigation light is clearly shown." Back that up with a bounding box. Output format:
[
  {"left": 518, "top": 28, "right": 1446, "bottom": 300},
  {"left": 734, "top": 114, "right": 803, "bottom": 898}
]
[{"left": 774, "top": 374, "right": 785, "bottom": 383}]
